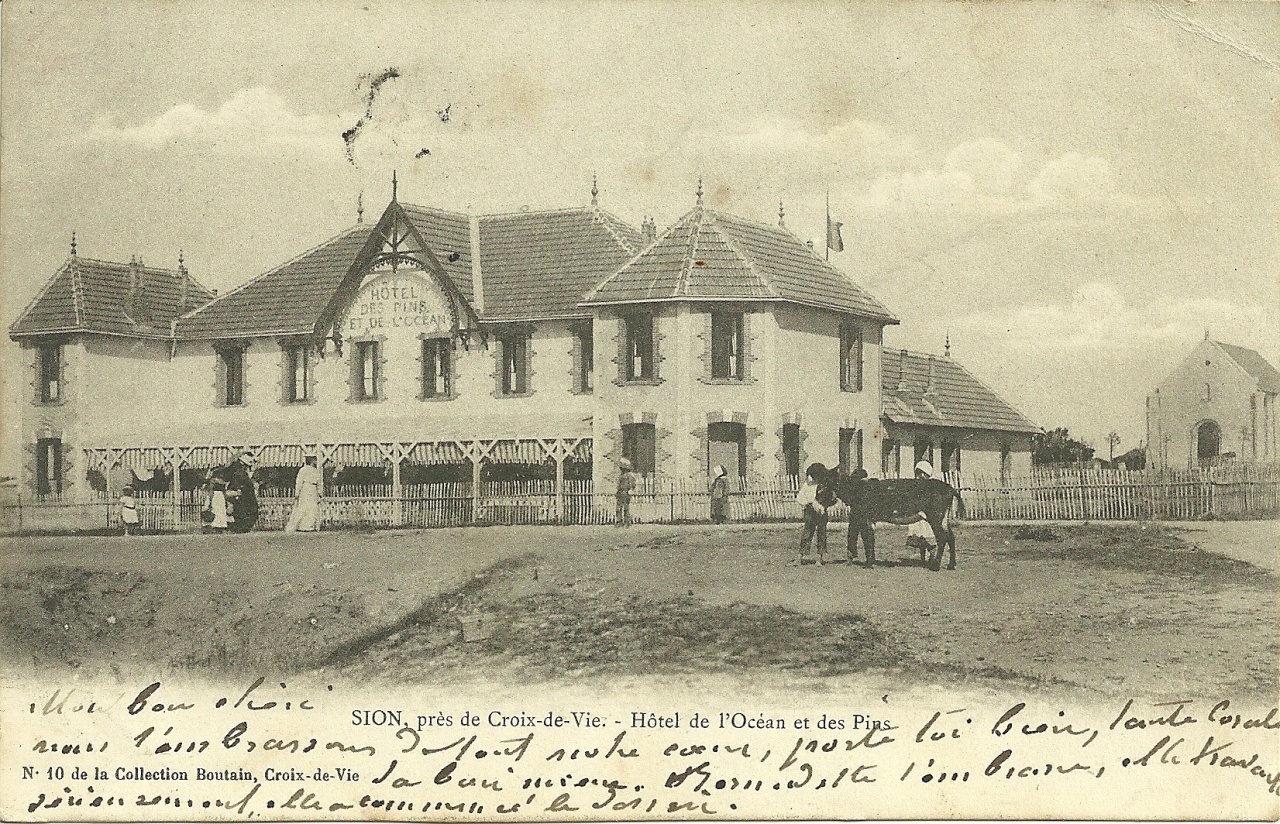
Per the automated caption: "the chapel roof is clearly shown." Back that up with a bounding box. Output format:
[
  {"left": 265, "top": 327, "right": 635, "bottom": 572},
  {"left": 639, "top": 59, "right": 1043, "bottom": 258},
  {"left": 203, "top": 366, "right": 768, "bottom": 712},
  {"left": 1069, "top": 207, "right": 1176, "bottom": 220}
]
[{"left": 1214, "top": 340, "right": 1280, "bottom": 394}]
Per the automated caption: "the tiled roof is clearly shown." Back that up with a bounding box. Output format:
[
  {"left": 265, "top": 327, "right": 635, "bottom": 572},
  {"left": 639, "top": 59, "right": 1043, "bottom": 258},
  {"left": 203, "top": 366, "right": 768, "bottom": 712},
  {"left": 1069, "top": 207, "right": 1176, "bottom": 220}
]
[
  {"left": 1215, "top": 341, "right": 1280, "bottom": 394},
  {"left": 10, "top": 256, "right": 215, "bottom": 339},
  {"left": 478, "top": 208, "right": 642, "bottom": 320},
  {"left": 176, "top": 203, "right": 642, "bottom": 338},
  {"left": 176, "top": 226, "right": 372, "bottom": 339},
  {"left": 400, "top": 204, "right": 475, "bottom": 303},
  {"left": 581, "top": 207, "right": 897, "bottom": 322},
  {"left": 881, "top": 347, "right": 1040, "bottom": 434}
]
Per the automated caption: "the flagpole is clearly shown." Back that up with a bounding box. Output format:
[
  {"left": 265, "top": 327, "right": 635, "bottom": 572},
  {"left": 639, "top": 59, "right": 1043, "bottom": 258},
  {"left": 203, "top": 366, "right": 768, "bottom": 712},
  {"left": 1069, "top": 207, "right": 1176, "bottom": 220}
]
[{"left": 825, "top": 190, "right": 830, "bottom": 261}]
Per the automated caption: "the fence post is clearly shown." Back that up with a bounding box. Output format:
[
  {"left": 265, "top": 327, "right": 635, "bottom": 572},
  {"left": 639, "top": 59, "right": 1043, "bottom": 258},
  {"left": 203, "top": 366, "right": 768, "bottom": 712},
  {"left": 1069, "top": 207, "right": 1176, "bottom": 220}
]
[{"left": 554, "top": 455, "right": 565, "bottom": 524}]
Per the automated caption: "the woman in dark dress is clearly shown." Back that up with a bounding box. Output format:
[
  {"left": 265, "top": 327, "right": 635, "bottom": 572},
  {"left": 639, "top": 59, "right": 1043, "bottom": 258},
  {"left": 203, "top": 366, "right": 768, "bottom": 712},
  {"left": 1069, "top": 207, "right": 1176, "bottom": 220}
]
[{"left": 224, "top": 452, "right": 259, "bottom": 533}]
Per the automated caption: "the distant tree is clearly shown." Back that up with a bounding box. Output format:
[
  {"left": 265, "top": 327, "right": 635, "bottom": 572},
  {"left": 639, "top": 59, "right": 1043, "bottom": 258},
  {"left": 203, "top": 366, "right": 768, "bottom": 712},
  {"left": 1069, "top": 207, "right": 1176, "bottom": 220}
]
[{"left": 1032, "top": 427, "right": 1096, "bottom": 466}]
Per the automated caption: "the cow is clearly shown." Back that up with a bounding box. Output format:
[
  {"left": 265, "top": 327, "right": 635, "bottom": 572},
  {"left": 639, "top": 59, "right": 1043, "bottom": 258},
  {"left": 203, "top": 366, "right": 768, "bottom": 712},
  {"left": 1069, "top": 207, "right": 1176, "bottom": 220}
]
[{"left": 829, "top": 469, "right": 965, "bottom": 571}]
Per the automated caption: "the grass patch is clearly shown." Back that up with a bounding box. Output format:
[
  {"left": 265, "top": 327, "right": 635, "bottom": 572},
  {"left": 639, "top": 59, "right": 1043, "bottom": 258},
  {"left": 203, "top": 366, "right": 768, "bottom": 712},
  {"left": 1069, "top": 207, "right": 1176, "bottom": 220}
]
[{"left": 1000, "top": 525, "right": 1273, "bottom": 585}]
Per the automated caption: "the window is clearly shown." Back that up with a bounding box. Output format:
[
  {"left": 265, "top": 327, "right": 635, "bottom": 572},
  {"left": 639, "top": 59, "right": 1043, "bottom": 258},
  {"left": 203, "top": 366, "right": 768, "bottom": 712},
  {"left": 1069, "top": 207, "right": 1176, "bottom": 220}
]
[
  {"left": 940, "top": 441, "right": 961, "bottom": 477},
  {"left": 623, "top": 313, "right": 655, "bottom": 381},
  {"left": 914, "top": 438, "right": 933, "bottom": 468},
  {"left": 1203, "top": 382, "right": 1212, "bottom": 402},
  {"left": 839, "top": 427, "right": 863, "bottom": 475},
  {"left": 352, "top": 340, "right": 381, "bottom": 400},
  {"left": 38, "top": 342, "right": 61, "bottom": 403},
  {"left": 839, "top": 321, "right": 863, "bottom": 392},
  {"left": 882, "top": 438, "right": 900, "bottom": 478},
  {"left": 421, "top": 337, "right": 452, "bottom": 399},
  {"left": 782, "top": 423, "right": 801, "bottom": 477},
  {"left": 621, "top": 422, "right": 656, "bottom": 476},
  {"left": 711, "top": 312, "right": 745, "bottom": 380},
  {"left": 216, "top": 345, "right": 246, "bottom": 406},
  {"left": 36, "top": 437, "right": 62, "bottom": 496},
  {"left": 498, "top": 333, "right": 529, "bottom": 395},
  {"left": 283, "top": 343, "right": 312, "bottom": 403},
  {"left": 708, "top": 421, "right": 746, "bottom": 478},
  {"left": 573, "top": 324, "right": 594, "bottom": 393},
  {"left": 1000, "top": 445, "right": 1012, "bottom": 485}
]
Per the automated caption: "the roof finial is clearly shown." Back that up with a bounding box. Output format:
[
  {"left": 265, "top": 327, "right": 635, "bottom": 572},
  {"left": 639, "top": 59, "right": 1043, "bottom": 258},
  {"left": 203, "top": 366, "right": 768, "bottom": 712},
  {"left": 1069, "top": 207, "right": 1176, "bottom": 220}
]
[
  {"left": 944, "top": 331, "right": 951, "bottom": 358},
  {"left": 70, "top": 232, "right": 77, "bottom": 257},
  {"left": 357, "top": 192, "right": 364, "bottom": 224},
  {"left": 591, "top": 173, "right": 599, "bottom": 206},
  {"left": 696, "top": 177, "right": 704, "bottom": 206},
  {"left": 178, "top": 249, "right": 185, "bottom": 270},
  {"left": 778, "top": 201, "right": 786, "bottom": 227},
  {"left": 391, "top": 170, "right": 398, "bottom": 202}
]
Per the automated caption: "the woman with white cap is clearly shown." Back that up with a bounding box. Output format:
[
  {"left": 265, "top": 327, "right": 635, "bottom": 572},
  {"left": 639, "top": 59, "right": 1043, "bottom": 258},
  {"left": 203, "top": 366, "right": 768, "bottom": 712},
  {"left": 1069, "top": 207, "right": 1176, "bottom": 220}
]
[
  {"left": 285, "top": 452, "right": 322, "bottom": 533},
  {"left": 708, "top": 464, "right": 730, "bottom": 524},
  {"left": 907, "top": 460, "right": 939, "bottom": 560}
]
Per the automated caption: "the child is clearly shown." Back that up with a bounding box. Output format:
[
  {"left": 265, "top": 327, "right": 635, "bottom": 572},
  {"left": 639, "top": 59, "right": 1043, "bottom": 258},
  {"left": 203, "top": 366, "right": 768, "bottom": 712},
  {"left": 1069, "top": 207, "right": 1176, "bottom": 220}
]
[
  {"left": 795, "top": 462, "right": 831, "bottom": 565},
  {"left": 119, "top": 486, "right": 140, "bottom": 536}
]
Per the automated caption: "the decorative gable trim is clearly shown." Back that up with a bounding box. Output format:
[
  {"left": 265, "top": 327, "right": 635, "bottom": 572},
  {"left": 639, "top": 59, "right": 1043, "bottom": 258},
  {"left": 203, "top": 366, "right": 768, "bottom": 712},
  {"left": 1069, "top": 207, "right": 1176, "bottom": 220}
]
[{"left": 315, "top": 201, "right": 480, "bottom": 347}]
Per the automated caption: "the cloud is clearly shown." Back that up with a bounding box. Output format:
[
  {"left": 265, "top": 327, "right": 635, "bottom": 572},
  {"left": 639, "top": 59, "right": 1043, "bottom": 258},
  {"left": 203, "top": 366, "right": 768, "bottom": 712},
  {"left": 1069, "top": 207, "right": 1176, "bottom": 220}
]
[
  {"left": 87, "top": 87, "right": 347, "bottom": 158},
  {"left": 857, "top": 140, "right": 1140, "bottom": 214},
  {"left": 959, "top": 281, "right": 1277, "bottom": 354}
]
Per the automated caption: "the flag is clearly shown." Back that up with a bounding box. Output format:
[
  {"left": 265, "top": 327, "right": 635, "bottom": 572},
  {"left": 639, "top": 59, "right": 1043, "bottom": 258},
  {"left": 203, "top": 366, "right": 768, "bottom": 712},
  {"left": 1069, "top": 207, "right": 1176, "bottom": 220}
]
[{"left": 826, "top": 216, "right": 844, "bottom": 253}]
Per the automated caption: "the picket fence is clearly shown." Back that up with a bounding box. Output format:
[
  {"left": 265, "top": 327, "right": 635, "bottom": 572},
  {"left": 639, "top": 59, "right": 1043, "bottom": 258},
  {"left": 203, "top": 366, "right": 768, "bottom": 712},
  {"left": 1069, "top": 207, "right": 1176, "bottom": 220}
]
[{"left": 2, "top": 465, "right": 1276, "bottom": 533}]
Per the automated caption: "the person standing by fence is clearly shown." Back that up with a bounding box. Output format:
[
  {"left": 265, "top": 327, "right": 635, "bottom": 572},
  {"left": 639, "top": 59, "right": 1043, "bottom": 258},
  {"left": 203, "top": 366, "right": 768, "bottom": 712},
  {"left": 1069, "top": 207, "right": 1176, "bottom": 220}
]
[
  {"left": 709, "top": 464, "right": 730, "bottom": 524},
  {"left": 119, "top": 486, "right": 140, "bottom": 536},
  {"left": 225, "top": 452, "right": 260, "bottom": 534},
  {"left": 285, "top": 453, "right": 322, "bottom": 533},
  {"left": 615, "top": 458, "right": 635, "bottom": 527}
]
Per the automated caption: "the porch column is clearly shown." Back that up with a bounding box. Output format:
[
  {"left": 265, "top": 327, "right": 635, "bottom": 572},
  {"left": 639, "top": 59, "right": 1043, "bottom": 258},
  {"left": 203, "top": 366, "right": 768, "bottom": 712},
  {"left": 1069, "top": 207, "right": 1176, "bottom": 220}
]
[
  {"left": 470, "top": 456, "right": 481, "bottom": 524},
  {"left": 554, "top": 453, "right": 565, "bottom": 524},
  {"left": 390, "top": 454, "right": 403, "bottom": 527}
]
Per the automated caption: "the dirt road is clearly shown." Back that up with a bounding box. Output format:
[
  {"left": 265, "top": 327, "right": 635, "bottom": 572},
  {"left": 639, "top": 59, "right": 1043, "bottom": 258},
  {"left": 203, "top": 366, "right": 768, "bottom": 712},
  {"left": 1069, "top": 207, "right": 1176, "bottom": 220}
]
[{"left": 2, "top": 522, "right": 1274, "bottom": 699}]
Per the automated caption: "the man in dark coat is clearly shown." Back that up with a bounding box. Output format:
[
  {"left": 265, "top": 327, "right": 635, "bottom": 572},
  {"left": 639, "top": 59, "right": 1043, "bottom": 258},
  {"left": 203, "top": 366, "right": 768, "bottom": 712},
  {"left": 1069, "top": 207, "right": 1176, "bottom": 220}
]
[{"left": 224, "top": 452, "right": 259, "bottom": 533}]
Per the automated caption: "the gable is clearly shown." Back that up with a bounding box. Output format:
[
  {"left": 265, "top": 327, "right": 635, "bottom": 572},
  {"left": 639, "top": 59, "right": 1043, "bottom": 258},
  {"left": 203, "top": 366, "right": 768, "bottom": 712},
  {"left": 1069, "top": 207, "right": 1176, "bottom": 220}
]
[{"left": 315, "top": 200, "right": 479, "bottom": 343}]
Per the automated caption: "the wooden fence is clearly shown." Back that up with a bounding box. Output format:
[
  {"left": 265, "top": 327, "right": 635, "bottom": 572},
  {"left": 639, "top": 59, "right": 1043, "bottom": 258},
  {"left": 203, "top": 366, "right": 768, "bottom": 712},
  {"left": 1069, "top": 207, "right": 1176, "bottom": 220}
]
[
  {"left": 2, "top": 466, "right": 1276, "bottom": 533},
  {"left": 953, "top": 465, "right": 1280, "bottom": 521}
]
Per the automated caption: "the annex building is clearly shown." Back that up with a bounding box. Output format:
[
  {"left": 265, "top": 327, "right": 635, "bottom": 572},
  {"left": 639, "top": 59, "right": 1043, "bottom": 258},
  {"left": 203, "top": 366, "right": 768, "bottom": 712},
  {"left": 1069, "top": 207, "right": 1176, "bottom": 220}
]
[{"left": 11, "top": 182, "right": 1038, "bottom": 501}]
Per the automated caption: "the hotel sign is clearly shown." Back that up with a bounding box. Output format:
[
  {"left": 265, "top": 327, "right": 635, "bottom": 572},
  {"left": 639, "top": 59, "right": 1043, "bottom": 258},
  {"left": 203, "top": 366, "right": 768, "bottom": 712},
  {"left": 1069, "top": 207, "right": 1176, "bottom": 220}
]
[{"left": 342, "top": 271, "right": 454, "bottom": 337}]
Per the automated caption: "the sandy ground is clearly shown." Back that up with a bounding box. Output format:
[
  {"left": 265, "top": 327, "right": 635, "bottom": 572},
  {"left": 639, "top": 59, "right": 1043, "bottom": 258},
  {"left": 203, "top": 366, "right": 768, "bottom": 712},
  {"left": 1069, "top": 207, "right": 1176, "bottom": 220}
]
[{"left": 1, "top": 521, "right": 1275, "bottom": 699}]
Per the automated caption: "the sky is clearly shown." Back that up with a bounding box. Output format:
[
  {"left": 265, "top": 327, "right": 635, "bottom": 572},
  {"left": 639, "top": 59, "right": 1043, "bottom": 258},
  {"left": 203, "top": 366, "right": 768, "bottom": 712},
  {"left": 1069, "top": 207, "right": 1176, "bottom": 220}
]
[{"left": 2, "top": 0, "right": 1278, "bottom": 473}]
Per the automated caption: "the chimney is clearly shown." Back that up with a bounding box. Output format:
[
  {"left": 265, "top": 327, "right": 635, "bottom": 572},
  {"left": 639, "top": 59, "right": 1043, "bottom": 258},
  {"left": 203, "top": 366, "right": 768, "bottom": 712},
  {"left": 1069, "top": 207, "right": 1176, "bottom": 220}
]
[
  {"left": 126, "top": 255, "right": 142, "bottom": 318},
  {"left": 177, "top": 250, "right": 190, "bottom": 314},
  {"left": 896, "top": 349, "right": 908, "bottom": 393},
  {"left": 924, "top": 354, "right": 938, "bottom": 397},
  {"left": 806, "top": 240, "right": 815, "bottom": 251},
  {"left": 642, "top": 216, "right": 657, "bottom": 244}
]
